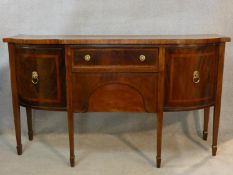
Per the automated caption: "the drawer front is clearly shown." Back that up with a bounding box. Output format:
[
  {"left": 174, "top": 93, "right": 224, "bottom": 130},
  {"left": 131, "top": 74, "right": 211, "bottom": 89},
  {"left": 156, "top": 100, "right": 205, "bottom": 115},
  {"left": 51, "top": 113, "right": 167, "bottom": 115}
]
[
  {"left": 164, "top": 45, "right": 218, "bottom": 110},
  {"left": 71, "top": 47, "right": 159, "bottom": 72},
  {"left": 72, "top": 73, "right": 158, "bottom": 112},
  {"left": 15, "top": 46, "right": 66, "bottom": 108}
]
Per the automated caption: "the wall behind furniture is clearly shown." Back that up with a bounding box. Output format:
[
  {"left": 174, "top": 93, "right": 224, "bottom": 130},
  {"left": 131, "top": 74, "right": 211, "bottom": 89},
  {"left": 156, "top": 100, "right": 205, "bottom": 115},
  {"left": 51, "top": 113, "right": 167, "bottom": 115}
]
[{"left": 0, "top": 0, "right": 232, "bottom": 136}]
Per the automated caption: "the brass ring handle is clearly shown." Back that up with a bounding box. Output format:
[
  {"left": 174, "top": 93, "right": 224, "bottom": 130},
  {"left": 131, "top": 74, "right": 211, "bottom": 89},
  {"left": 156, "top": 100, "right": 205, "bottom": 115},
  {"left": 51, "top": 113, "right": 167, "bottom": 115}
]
[
  {"left": 84, "top": 54, "right": 91, "bottom": 62},
  {"left": 193, "top": 70, "right": 200, "bottom": 84},
  {"left": 32, "top": 71, "right": 39, "bottom": 85},
  {"left": 139, "top": 55, "right": 146, "bottom": 62}
]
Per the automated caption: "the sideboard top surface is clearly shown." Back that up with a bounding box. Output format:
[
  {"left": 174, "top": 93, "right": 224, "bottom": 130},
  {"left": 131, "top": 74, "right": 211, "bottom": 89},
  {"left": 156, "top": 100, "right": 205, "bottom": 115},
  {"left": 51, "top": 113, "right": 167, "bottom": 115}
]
[{"left": 3, "top": 34, "right": 230, "bottom": 45}]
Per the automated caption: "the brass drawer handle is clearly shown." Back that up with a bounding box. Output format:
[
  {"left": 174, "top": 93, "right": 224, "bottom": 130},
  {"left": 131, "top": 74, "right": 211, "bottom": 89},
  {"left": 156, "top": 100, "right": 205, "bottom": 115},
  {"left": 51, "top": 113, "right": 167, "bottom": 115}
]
[
  {"left": 32, "top": 71, "right": 39, "bottom": 85},
  {"left": 84, "top": 54, "right": 91, "bottom": 62},
  {"left": 139, "top": 55, "right": 146, "bottom": 62},
  {"left": 193, "top": 70, "right": 200, "bottom": 84}
]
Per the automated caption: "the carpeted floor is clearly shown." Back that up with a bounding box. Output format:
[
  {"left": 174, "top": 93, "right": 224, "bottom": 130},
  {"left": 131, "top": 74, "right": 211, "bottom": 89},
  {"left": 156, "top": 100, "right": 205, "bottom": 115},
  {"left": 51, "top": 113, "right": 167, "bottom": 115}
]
[{"left": 0, "top": 112, "right": 233, "bottom": 175}]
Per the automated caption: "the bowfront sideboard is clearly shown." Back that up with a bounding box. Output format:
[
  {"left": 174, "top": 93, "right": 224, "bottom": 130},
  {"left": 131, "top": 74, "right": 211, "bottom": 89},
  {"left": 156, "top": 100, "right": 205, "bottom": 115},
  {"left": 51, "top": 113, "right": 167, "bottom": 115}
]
[{"left": 3, "top": 35, "right": 230, "bottom": 167}]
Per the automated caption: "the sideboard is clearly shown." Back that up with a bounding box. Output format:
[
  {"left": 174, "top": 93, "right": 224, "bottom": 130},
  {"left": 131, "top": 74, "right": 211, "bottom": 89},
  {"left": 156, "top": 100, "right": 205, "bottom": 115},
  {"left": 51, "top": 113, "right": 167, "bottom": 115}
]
[{"left": 3, "top": 35, "right": 231, "bottom": 167}]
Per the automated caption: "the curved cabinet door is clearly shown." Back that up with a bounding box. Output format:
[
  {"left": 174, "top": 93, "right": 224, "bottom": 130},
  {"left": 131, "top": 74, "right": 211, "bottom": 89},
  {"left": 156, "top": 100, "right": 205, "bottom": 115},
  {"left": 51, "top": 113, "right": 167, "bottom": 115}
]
[
  {"left": 164, "top": 45, "right": 218, "bottom": 111},
  {"left": 15, "top": 46, "right": 66, "bottom": 108}
]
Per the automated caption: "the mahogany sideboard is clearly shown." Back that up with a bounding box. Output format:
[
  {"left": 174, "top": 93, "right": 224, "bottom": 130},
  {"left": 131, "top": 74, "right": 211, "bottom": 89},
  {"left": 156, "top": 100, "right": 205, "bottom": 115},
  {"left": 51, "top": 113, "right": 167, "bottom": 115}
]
[{"left": 3, "top": 35, "right": 231, "bottom": 167}]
